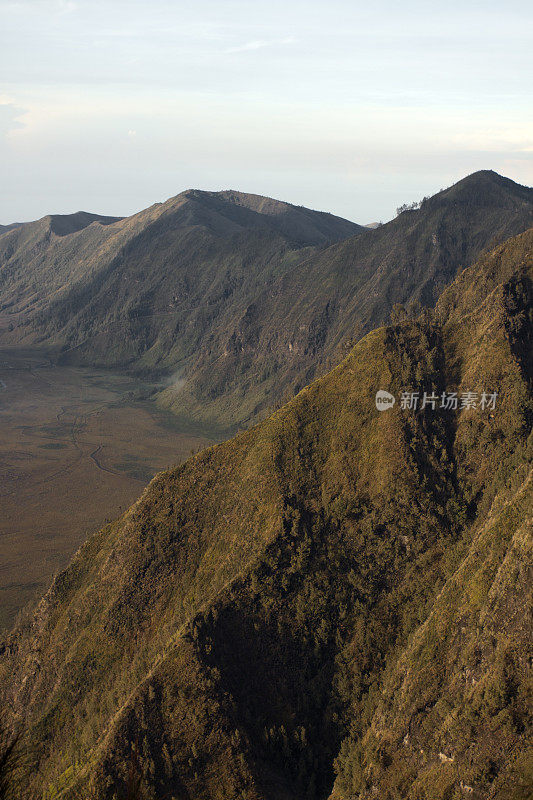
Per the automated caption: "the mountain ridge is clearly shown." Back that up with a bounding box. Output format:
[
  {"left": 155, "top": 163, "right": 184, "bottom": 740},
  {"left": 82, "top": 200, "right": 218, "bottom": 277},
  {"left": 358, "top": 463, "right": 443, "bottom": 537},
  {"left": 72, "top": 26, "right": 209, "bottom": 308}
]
[
  {"left": 159, "top": 170, "right": 533, "bottom": 427},
  {"left": 1, "top": 226, "right": 531, "bottom": 800},
  {"left": 47, "top": 211, "right": 123, "bottom": 237},
  {"left": 1, "top": 171, "right": 532, "bottom": 434}
]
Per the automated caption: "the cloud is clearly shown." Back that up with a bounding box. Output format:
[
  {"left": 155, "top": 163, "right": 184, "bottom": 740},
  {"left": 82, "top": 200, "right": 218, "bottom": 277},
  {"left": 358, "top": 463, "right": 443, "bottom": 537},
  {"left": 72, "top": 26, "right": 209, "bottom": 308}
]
[
  {"left": 5, "top": 0, "right": 77, "bottom": 11},
  {"left": 56, "top": 0, "right": 77, "bottom": 13},
  {"left": 0, "top": 97, "right": 26, "bottom": 138},
  {"left": 448, "top": 128, "right": 533, "bottom": 153},
  {"left": 225, "top": 36, "right": 296, "bottom": 54}
]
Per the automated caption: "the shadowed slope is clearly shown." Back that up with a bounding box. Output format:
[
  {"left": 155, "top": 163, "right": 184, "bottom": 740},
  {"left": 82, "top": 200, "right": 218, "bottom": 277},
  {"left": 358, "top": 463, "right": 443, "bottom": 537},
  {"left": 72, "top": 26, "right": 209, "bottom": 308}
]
[
  {"left": 0, "top": 228, "right": 531, "bottom": 799},
  {"left": 160, "top": 171, "right": 533, "bottom": 426},
  {"left": 0, "top": 190, "right": 363, "bottom": 430},
  {"left": 1, "top": 173, "right": 532, "bottom": 430},
  {"left": 48, "top": 212, "right": 123, "bottom": 237}
]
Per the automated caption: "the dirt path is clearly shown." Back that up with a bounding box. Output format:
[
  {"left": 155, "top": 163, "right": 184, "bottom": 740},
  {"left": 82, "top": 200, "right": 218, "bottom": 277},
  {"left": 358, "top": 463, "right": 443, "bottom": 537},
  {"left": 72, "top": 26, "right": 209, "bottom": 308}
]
[{"left": 89, "top": 445, "right": 123, "bottom": 477}]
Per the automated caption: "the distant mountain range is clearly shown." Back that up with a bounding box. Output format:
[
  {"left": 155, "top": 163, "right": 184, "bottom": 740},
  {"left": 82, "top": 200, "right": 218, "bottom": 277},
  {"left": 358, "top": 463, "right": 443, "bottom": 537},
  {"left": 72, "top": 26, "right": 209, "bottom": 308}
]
[
  {"left": 1, "top": 225, "right": 531, "bottom": 800},
  {"left": 0, "top": 223, "right": 23, "bottom": 236},
  {"left": 1, "top": 170, "right": 532, "bottom": 430},
  {"left": 0, "top": 189, "right": 363, "bottom": 429}
]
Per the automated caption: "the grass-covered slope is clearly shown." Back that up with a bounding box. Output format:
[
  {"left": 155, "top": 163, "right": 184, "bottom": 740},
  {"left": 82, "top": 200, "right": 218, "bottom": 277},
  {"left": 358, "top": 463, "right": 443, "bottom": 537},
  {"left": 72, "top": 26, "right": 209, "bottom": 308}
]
[
  {"left": 159, "top": 170, "right": 533, "bottom": 427},
  {"left": 332, "top": 229, "right": 533, "bottom": 800},
  {"left": 1, "top": 172, "right": 532, "bottom": 432},
  {"left": 0, "top": 229, "right": 532, "bottom": 800},
  {"left": 0, "top": 190, "right": 362, "bottom": 384}
]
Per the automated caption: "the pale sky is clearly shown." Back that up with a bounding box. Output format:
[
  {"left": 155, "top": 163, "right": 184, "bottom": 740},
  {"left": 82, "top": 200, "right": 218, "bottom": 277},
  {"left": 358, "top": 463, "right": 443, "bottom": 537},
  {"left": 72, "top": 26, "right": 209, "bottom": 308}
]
[{"left": 1, "top": 0, "right": 532, "bottom": 224}]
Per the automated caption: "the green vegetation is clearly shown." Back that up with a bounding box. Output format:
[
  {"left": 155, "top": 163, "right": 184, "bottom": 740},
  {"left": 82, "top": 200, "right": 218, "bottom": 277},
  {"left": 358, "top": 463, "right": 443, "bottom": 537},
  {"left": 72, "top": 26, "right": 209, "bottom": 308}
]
[
  {"left": 0, "top": 188, "right": 362, "bottom": 441},
  {"left": 0, "top": 227, "right": 531, "bottom": 799},
  {"left": 1, "top": 173, "right": 532, "bottom": 431}
]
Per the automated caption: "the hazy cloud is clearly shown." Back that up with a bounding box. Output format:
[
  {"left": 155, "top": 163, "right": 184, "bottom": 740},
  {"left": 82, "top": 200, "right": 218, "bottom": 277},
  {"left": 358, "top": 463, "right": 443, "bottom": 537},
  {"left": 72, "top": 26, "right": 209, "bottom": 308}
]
[
  {"left": 225, "top": 36, "right": 297, "bottom": 54},
  {"left": 0, "top": 97, "right": 26, "bottom": 138},
  {"left": 1, "top": 0, "right": 531, "bottom": 223}
]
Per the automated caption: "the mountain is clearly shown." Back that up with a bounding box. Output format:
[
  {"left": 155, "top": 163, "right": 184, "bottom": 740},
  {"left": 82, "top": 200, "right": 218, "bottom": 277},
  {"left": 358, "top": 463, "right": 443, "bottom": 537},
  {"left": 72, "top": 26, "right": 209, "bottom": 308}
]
[
  {"left": 0, "top": 223, "right": 22, "bottom": 236},
  {"left": 1, "top": 172, "right": 532, "bottom": 431},
  {"left": 1, "top": 227, "right": 531, "bottom": 800},
  {"left": 160, "top": 170, "right": 533, "bottom": 427},
  {"left": 46, "top": 211, "right": 123, "bottom": 236},
  {"left": 0, "top": 190, "right": 363, "bottom": 429}
]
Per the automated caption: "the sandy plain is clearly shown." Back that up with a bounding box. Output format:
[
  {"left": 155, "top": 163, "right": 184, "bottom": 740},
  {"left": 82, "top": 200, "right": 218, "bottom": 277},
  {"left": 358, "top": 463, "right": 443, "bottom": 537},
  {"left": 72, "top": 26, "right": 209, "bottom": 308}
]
[{"left": 0, "top": 349, "right": 220, "bottom": 630}]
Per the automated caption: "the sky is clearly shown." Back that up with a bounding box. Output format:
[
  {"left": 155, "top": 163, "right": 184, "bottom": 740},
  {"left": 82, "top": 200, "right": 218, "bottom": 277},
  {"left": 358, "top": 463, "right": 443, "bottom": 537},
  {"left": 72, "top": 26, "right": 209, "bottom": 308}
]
[{"left": 1, "top": 0, "right": 532, "bottom": 224}]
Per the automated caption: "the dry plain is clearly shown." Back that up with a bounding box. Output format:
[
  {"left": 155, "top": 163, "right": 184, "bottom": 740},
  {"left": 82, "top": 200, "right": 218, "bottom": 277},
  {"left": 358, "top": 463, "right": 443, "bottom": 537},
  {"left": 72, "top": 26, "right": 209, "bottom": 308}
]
[{"left": 0, "top": 349, "right": 221, "bottom": 630}]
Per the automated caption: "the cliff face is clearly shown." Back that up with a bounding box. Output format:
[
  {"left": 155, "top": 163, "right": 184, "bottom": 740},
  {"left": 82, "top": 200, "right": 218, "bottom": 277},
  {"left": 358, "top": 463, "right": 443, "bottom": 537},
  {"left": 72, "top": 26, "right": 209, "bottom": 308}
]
[
  {"left": 1, "top": 229, "right": 532, "bottom": 800},
  {"left": 159, "top": 171, "right": 533, "bottom": 427},
  {"left": 0, "top": 189, "right": 362, "bottom": 394},
  {"left": 1, "top": 173, "right": 532, "bottom": 431}
]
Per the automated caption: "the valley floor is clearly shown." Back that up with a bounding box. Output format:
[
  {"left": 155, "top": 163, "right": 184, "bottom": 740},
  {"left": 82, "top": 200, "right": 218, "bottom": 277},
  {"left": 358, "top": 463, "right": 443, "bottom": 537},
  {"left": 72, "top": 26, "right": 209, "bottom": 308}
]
[{"left": 0, "top": 349, "right": 221, "bottom": 630}]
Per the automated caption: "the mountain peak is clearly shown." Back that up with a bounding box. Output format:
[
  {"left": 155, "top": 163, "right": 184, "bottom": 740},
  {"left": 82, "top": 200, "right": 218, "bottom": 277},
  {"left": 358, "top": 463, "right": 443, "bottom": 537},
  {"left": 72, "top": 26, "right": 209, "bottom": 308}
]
[
  {"left": 432, "top": 170, "right": 533, "bottom": 208},
  {"left": 46, "top": 210, "right": 122, "bottom": 237},
  {"left": 183, "top": 187, "right": 362, "bottom": 226},
  {"left": 198, "top": 189, "right": 294, "bottom": 214},
  {"left": 154, "top": 187, "right": 365, "bottom": 244}
]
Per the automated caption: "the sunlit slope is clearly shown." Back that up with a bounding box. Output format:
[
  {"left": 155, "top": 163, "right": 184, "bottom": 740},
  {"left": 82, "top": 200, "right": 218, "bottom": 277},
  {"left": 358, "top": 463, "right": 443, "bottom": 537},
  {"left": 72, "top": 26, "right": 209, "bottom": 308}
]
[
  {"left": 1, "top": 172, "right": 532, "bottom": 430},
  {"left": 159, "top": 170, "right": 533, "bottom": 427},
  {"left": 0, "top": 228, "right": 532, "bottom": 800},
  {"left": 0, "top": 189, "right": 362, "bottom": 375}
]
